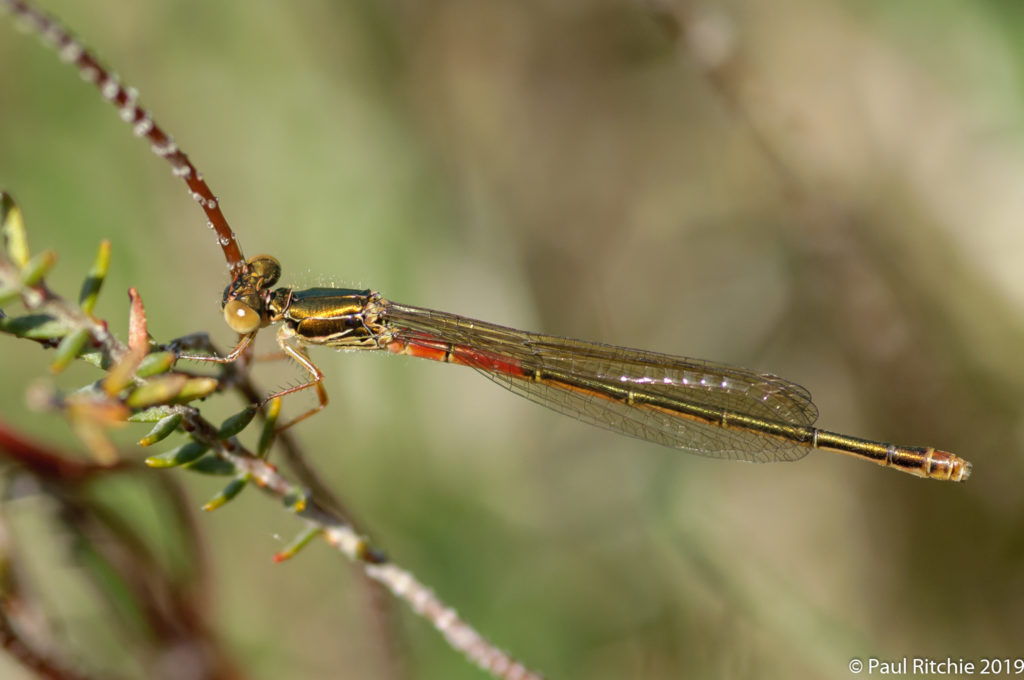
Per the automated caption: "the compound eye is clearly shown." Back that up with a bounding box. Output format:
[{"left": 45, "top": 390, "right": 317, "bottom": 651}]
[
  {"left": 246, "top": 255, "right": 281, "bottom": 288},
  {"left": 224, "top": 299, "right": 262, "bottom": 334}
]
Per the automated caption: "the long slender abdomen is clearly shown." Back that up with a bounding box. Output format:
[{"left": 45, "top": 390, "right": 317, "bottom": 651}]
[{"left": 385, "top": 337, "right": 531, "bottom": 377}]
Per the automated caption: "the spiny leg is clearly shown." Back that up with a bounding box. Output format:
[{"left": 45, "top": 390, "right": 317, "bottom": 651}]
[
  {"left": 175, "top": 332, "right": 255, "bottom": 365},
  {"left": 174, "top": 328, "right": 327, "bottom": 435},
  {"left": 263, "top": 326, "right": 328, "bottom": 433},
  {"left": 253, "top": 350, "right": 289, "bottom": 362}
]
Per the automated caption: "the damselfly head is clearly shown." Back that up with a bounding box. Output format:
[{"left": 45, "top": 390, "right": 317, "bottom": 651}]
[
  {"left": 247, "top": 255, "right": 282, "bottom": 287},
  {"left": 221, "top": 255, "right": 282, "bottom": 334}
]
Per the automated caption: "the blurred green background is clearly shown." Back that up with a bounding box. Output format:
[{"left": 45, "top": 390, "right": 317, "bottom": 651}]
[{"left": 1, "top": 0, "right": 1022, "bottom": 678}]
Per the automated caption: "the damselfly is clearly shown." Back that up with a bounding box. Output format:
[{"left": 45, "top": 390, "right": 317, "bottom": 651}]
[{"left": 196, "top": 255, "right": 972, "bottom": 482}]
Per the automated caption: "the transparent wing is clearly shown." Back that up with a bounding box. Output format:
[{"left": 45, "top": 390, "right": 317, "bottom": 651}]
[{"left": 385, "top": 302, "right": 819, "bottom": 462}]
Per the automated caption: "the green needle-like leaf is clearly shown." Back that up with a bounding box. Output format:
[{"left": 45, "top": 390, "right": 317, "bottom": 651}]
[
  {"left": 175, "top": 377, "right": 219, "bottom": 403},
  {"left": 0, "top": 313, "right": 71, "bottom": 340},
  {"left": 257, "top": 397, "right": 281, "bottom": 458},
  {"left": 50, "top": 327, "right": 92, "bottom": 374},
  {"left": 125, "top": 375, "right": 188, "bottom": 409},
  {"left": 127, "top": 406, "right": 177, "bottom": 423},
  {"left": 137, "top": 413, "right": 183, "bottom": 447},
  {"left": 273, "top": 526, "right": 322, "bottom": 563},
  {"left": 0, "top": 192, "right": 29, "bottom": 268},
  {"left": 203, "top": 475, "right": 249, "bottom": 511},
  {"left": 217, "top": 406, "right": 257, "bottom": 439},
  {"left": 144, "top": 441, "right": 210, "bottom": 468},
  {"left": 186, "top": 456, "right": 240, "bottom": 476},
  {"left": 78, "top": 239, "right": 110, "bottom": 315},
  {"left": 135, "top": 351, "right": 176, "bottom": 378},
  {"left": 19, "top": 250, "right": 56, "bottom": 287}
]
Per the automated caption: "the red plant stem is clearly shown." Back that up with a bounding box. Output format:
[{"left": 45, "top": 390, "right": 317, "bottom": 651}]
[
  {"left": 3, "top": 0, "right": 247, "bottom": 278},
  {"left": 0, "top": 418, "right": 129, "bottom": 481}
]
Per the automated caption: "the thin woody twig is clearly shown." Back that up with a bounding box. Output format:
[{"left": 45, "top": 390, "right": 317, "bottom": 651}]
[{"left": 177, "top": 407, "right": 546, "bottom": 680}]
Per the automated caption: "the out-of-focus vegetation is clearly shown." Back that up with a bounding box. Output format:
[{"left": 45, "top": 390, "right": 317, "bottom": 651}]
[{"left": 0, "top": 1, "right": 1020, "bottom": 678}]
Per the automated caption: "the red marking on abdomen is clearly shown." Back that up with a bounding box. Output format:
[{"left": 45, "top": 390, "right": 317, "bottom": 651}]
[
  {"left": 386, "top": 339, "right": 448, "bottom": 362},
  {"left": 386, "top": 339, "right": 529, "bottom": 377}
]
